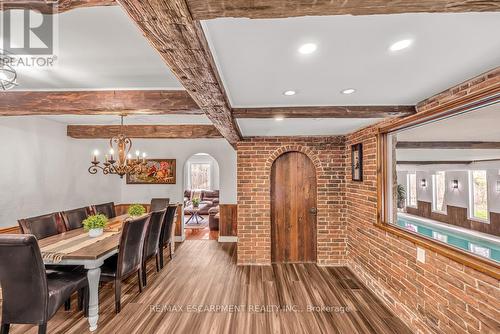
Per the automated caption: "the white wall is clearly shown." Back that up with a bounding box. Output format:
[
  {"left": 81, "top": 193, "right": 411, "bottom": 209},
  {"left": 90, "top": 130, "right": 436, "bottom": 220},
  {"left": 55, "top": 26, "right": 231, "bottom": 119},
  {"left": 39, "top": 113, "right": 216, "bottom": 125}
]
[
  {"left": 398, "top": 164, "right": 500, "bottom": 214},
  {"left": 0, "top": 117, "right": 121, "bottom": 228},
  {"left": 119, "top": 138, "right": 236, "bottom": 204}
]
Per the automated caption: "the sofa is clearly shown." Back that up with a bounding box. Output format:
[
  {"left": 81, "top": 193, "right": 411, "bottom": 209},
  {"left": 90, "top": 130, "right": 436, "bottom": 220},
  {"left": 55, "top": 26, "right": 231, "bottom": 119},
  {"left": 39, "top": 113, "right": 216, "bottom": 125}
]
[
  {"left": 184, "top": 190, "right": 219, "bottom": 215},
  {"left": 208, "top": 206, "right": 219, "bottom": 231}
]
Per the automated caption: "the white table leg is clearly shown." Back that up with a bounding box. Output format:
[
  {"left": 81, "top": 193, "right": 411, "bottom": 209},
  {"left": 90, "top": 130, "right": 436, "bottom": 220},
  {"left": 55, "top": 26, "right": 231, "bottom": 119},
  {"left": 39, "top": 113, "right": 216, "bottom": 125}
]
[{"left": 86, "top": 265, "right": 102, "bottom": 331}]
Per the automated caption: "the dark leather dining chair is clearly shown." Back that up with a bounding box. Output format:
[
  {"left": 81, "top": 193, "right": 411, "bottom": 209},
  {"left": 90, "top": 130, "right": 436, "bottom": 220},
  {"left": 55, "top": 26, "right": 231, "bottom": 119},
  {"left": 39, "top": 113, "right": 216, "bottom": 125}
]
[
  {"left": 158, "top": 204, "right": 177, "bottom": 269},
  {"left": 141, "top": 209, "right": 166, "bottom": 286},
  {"left": 17, "top": 212, "right": 66, "bottom": 240},
  {"left": 150, "top": 198, "right": 170, "bottom": 212},
  {"left": 93, "top": 202, "right": 116, "bottom": 219},
  {"left": 0, "top": 235, "right": 88, "bottom": 334},
  {"left": 100, "top": 214, "right": 150, "bottom": 313},
  {"left": 61, "top": 207, "right": 90, "bottom": 231}
]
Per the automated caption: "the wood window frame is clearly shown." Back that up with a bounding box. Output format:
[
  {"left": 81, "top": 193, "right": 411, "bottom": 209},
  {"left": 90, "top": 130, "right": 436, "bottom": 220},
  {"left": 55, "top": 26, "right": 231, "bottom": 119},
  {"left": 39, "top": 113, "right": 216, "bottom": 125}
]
[{"left": 376, "top": 95, "right": 500, "bottom": 279}]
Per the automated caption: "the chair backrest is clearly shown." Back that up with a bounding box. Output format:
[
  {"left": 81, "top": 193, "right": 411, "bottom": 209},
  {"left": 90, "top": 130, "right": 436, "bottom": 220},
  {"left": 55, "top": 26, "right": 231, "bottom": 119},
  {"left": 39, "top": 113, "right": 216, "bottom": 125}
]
[
  {"left": 61, "top": 207, "right": 90, "bottom": 231},
  {"left": 117, "top": 214, "right": 150, "bottom": 279},
  {"left": 143, "top": 209, "right": 166, "bottom": 261},
  {"left": 0, "top": 234, "right": 48, "bottom": 324},
  {"left": 160, "top": 205, "right": 177, "bottom": 247},
  {"left": 18, "top": 213, "right": 64, "bottom": 239},
  {"left": 93, "top": 202, "right": 116, "bottom": 219},
  {"left": 150, "top": 198, "right": 170, "bottom": 212}
]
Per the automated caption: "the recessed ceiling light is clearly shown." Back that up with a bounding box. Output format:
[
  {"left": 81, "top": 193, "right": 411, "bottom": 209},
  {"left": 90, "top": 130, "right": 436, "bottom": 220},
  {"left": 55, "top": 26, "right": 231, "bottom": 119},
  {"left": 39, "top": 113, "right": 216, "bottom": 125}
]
[
  {"left": 389, "top": 39, "right": 413, "bottom": 52},
  {"left": 341, "top": 88, "right": 356, "bottom": 95},
  {"left": 298, "top": 43, "right": 317, "bottom": 54},
  {"left": 283, "top": 90, "right": 296, "bottom": 96},
  {"left": 274, "top": 116, "right": 284, "bottom": 121}
]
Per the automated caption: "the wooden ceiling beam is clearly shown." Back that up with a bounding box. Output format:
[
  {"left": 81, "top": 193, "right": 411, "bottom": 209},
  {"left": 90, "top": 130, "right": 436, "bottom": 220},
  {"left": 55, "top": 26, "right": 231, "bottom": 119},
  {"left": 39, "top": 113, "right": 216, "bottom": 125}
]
[
  {"left": 116, "top": 0, "right": 241, "bottom": 146},
  {"left": 67, "top": 124, "right": 222, "bottom": 139},
  {"left": 0, "top": 90, "right": 202, "bottom": 116},
  {"left": 396, "top": 141, "right": 500, "bottom": 149},
  {"left": 1, "top": 0, "right": 116, "bottom": 13},
  {"left": 186, "top": 0, "right": 500, "bottom": 20},
  {"left": 233, "top": 106, "right": 416, "bottom": 118}
]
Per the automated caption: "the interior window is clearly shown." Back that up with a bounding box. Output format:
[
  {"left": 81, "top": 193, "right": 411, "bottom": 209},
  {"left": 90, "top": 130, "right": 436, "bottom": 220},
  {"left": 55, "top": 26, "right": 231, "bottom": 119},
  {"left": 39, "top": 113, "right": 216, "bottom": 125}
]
[
  {"left": 432, "top": 171, "right": 446, "bottom": 213},
  {"left": 470, "top": 170, "right": 488, "bottom": 221},
  {"left": 190, "top": 163, "right": 211, "bottom": 190},
  {"left": 384, "top": 104, "right": 499, "bottom": 263},
  {"left": 407, "top": 173, "right": 417, "bottom": 207}
]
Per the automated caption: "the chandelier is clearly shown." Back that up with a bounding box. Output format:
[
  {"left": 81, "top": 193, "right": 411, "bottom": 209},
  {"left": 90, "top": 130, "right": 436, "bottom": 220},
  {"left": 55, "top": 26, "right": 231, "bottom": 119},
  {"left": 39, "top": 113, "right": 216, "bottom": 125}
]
[
  {"left": 88, "top": 115, "right": 148, "bottom": 178},
  {"left": 0, "top": 52, "right": 18, "bottom": 90}
]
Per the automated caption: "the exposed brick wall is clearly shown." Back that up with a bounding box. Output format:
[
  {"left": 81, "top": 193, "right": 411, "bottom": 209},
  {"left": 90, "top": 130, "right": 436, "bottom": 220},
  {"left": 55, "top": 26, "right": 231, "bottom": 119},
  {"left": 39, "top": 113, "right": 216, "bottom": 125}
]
[
  {"left": 237, "top": 136, "right": 347, "bottom": 265},
  {"left": 416, "top": 67, "right": 499, "bottom": 113},
  {"left": 345, "top": 124, "right": 500, "bottom": 334}
]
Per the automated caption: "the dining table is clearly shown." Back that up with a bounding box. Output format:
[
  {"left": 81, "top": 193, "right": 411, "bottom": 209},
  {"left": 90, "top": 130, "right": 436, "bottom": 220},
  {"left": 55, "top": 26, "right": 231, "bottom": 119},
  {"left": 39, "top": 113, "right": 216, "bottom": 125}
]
[{"left": 38, "top": 214, "right": 133, "bottom": 332}]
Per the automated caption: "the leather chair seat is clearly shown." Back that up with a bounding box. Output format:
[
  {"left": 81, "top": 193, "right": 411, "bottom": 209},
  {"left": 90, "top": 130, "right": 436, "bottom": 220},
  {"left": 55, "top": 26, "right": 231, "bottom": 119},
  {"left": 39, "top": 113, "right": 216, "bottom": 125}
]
[
  {"left": 99, "top": 254, "right": 119, "bottom": 280},
  {"left": 46, "top": 271, "right": 88, "bottom": 318}
]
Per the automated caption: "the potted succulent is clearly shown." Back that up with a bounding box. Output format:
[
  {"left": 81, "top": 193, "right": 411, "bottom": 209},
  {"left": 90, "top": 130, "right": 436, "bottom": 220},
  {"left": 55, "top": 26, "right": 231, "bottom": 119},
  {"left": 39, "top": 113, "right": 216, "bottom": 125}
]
[
  {"left": 397, "top": 184, "right": 406, "bottom": 209},
  {"left": 83, "top": 214, "right": 108, "bottom": 237},
  {"left": 191, "top": 197, "right": 200, "bottom": 208},
  {"left": 128, "top": 204, "right": 146, "bottom": 217}
]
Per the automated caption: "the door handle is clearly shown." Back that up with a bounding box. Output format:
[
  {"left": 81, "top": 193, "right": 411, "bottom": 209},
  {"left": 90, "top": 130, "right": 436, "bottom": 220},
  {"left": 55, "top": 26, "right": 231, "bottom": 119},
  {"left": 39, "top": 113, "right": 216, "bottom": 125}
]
[{"left": 309, "top": 208, "right": 317, "bottom": 215}]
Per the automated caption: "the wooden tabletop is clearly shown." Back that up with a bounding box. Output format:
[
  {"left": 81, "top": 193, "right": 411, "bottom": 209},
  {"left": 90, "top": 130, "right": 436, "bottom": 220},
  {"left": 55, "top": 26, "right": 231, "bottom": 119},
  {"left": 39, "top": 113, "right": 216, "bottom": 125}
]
[{"left": 38, "top": 214, "right": 130, "bottom": 261}]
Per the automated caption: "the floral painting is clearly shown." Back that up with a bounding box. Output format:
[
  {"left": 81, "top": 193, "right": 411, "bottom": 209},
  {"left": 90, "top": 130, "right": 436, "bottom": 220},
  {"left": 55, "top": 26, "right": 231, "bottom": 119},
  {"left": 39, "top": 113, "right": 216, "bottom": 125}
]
[{"left": 126, "top": 159, "right": 176, "bottom": 184}]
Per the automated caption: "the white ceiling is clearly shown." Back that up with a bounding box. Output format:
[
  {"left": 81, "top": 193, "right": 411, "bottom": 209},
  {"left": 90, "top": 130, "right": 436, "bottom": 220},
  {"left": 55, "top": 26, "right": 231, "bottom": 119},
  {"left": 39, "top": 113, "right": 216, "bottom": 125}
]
[
  {"left": 202, "top": 13, "right": 500, "bottom": 107},
  {"left": 237, "top": 118, "right": 382, "bottom": 136},
  {"left": 3, "top": 7, "right": 182, "bottom": 90},
  {"left": 396, "top": 103, "right": 500, "bottom": 161},
  {"left": 40, "top": 114, "right": 212, "bottom": 125},
  {"left": 398, "top": 103, "right": 500, "bottom": 141}
]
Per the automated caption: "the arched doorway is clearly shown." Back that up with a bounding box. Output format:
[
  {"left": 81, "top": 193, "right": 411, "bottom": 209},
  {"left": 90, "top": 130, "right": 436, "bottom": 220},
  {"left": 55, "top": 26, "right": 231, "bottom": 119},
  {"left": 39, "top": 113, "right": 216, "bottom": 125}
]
[
  {"left": 271, "top": 152, "right": 317, "bottom": 263},
  {"left": 183, "top": 153, "right": 220, "bottom": 240}
]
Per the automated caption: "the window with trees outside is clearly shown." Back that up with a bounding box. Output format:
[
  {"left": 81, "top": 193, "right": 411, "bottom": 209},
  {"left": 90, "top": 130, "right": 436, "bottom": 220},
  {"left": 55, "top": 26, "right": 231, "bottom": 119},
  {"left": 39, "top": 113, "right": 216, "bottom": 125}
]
[
  {"left": 469, "top": 170, "right": 488, "bottom": 221},
  {"left": 407, "top": 173, "right": 417, "bottom": 207},
  {"left": 432, "top": 171, "right": 446, "bottom": 213},
  {"left": 190, "top": 163, "right": 211, "bottom": 190}
]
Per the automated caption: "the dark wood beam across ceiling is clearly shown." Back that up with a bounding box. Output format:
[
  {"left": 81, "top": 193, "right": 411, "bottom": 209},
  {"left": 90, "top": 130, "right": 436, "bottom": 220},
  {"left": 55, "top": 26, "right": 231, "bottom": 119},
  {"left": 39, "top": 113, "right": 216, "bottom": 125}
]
[
  {"left": 116, "top": 0, "right": 242, "bottom": 146},
  {"left": 0, "top": 90, "right": 202, "bottom": 116},
  {"left": 186, "top": 0, "right": 500, "bottom": 20},
  {"left": 396, "top": 141, "right": 500, "bottom": 149},
  {"left": 67, "top": 124, "right": 222, "bottom": 139},
  {"left": 233, "top": 106, "right": 416, "bottom": 118}
]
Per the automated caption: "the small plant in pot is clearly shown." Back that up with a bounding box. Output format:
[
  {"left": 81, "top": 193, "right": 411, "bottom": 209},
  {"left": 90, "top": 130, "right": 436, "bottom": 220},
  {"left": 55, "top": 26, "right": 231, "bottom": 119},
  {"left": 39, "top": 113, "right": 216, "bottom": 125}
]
[
  {"left": 397, "top": 184, "right": 406, "bottom": 209},
  {"left": 128, "top": 204, "right": 146, "bottom": 217},
  {"left": 191, "top": 198, "right": 200, "bottom": 208},
  {"left": 83, "top": 214, "right": 108, "bottom": 237}
]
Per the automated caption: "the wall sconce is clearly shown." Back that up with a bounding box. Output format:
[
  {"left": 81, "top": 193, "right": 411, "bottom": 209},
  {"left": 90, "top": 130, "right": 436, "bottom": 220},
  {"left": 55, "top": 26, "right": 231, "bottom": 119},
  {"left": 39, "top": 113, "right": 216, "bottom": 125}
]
[
  {"left": 421, "top": 179, "right": 427, "bottom": 188},
  {"left": 452, "top": 179, "right": 459, "bottom": 189}
]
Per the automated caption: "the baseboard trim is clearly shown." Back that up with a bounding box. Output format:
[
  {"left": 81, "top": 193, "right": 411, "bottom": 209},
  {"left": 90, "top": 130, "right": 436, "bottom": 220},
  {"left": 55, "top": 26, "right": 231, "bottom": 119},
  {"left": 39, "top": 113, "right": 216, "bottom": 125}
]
[{"left": 218, "top": 236, "right": 238, "bottom": 243}]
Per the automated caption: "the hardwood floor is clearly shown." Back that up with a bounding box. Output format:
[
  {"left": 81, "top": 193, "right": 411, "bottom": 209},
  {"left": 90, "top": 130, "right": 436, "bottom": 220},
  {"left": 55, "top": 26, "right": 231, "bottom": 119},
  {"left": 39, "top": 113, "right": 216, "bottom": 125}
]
[{"left": 1, "top": 241, "right": 412, "bottom": 334}]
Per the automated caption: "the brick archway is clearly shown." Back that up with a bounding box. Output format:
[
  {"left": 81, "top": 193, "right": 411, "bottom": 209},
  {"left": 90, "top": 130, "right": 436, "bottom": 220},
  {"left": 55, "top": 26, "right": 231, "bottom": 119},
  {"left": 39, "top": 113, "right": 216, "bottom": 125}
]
[
  {"left": 265, "top": 145, "right": 324, "bottom": 175},
  {"left": 237, "top": 138, "right": 347, "bottom": 266}
]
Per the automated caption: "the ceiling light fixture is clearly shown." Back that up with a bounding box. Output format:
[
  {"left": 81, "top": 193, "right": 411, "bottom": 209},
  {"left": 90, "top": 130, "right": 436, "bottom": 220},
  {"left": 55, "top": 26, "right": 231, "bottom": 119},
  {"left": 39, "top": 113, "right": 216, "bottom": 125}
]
[
  {"left": 274, "top": 116, "right": 284, "bottom": 121},
  {"left": 341, "top": 88, "right": 356, "bottom": 95},
  {"left": 389, "top": 39, "right": 413, "bottom": 52},
  {"left": 298, "top": 43, "right": 317, "bottom": 54},
  {"left": 283, "top": 90, "right": 296, "bottom": 96},
  {"left": 88, "top": 115, "right": 148, "bottom": 178}
]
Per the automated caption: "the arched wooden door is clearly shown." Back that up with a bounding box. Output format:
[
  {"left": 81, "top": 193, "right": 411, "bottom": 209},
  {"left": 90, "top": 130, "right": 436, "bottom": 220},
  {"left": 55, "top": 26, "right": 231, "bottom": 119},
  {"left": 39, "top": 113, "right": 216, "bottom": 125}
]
[{"left": 271, "top": 152, "right": 317, "bottom": 263}]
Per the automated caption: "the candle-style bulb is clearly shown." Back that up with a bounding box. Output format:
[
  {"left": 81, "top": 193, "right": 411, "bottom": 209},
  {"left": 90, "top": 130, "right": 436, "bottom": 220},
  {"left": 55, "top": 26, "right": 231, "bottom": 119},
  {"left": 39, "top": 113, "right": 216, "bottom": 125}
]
[
  {"left": 142, "top": 152, "right": 147, "bottom": 158},
  {"left": 93, "top": 149, "right": 99, "bottom": 156},
  {"left": 135, "top": 150, "right": 140, "bottom": 157},
  {"left": 109, "top": 148, "right": 114, "bottom": 155}
]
